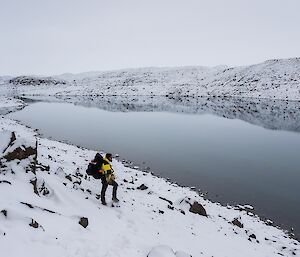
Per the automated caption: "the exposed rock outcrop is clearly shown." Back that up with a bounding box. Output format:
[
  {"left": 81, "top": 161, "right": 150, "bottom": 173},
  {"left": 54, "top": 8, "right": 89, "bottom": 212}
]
[{"left": 189, "top": 201, "right": 207, "bottom": 217}]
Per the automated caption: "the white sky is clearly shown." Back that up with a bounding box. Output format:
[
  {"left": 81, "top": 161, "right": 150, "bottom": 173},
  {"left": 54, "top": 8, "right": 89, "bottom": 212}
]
[{"left": 1, "top": 0, "right": 300, "bottom": 76}]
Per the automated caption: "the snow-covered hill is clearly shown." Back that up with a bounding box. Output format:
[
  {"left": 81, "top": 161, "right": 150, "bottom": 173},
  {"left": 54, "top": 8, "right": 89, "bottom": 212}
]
[
  {"left": 1, "top": 57, "right": 300, "bottom": 100},
  {"left": 1, "top": 115, "right": 299, "bottom": 257}
]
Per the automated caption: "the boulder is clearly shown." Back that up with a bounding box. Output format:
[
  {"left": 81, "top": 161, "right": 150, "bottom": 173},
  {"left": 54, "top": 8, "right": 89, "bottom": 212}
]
[
  {"left": 1, "top": 132, "right": 37, "bottom": 162},
  {"left": 4, "top": 145, "right": 36, "bottom": 161},
  {"left": 189, "top": 201, "right": 207, "bottom": 217},
  {"left": 232, "top": 218, "right": 244, "bottom": 228},
  {"left": 79, "top": 217, "right": 89, "bottom": 228}
]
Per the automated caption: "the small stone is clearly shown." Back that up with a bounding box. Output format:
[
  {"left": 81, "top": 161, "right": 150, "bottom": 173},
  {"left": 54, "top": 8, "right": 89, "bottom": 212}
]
[
  {"left": 79, "top": 217, "right": 88, "bottom": 228},
  {"left": 137, "top": 184, "right": 148, "bottom": 190},
  {"left": 29, "top": 219, "right": 39, "bottom": 229},
  {"left": 232, "top": 218, "right": 244, "bottom": 228},
  {"left": 65, "top": 175, "right": 72, "bottom": 182},
  {"left": 1, "top": 210, "right": 7, "bottom": 217}
]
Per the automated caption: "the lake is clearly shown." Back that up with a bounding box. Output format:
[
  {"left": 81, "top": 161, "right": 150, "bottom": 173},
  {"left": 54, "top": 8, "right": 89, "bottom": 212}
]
[{"left": 7, "top": 96, "right": 300, "bottom": 237}]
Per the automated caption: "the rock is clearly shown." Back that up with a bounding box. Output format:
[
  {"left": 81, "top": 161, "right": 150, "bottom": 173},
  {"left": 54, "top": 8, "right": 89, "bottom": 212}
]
[
  {"left": 65, "top": 174, "right": 72, "bottom": 182},
  {"left": 1, "top": 210, "right": 7, "bottom": 217},
  {"left": 7, "top": 131, "right": 16, "bottom": 148},
  {"left": 189, "top": 201, "right": 207, "bottom": 217},
  {"left": 30, "top": 178, "right": 39, "bottom": 196},
  {"left": 168, "top": 205, "right": 174, "bottom": 210},
  {"left": 39, "top": 181, "right": 50, "bottom": 196},
  {"left": 29, "top": 219, "right": 39, "bottom": 229},
  {"left": 0, "top": 180, "right": 11, "bottom": 185},
  {"left": 159, "top": 197, "right": 173, "bottom": 205},
  {"left": 249, "top": 233, "right": 257, "bottom": 239},
  {"left": 79, "top": 217, "right": 88, "bottom": 228},
  {"left": 20, "top": 202, "right": 34, "bottom": 209},
  {"left": 137, "top": 184, "right": 148, "bottom": 190},
  {"left": 4, "top": 145, "right": 36, "bottom": 161},
  {"left": 232, "top": 218, "right": 244, "bottom": 228},
  {"left": 0, "top": 131, "right": 15, "bottom": 154}
]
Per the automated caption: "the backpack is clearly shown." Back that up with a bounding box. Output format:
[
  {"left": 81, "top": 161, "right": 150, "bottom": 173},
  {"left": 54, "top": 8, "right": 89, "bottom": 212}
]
[{"left": 86, "top": 153, "right": 104, "bottom": 179}]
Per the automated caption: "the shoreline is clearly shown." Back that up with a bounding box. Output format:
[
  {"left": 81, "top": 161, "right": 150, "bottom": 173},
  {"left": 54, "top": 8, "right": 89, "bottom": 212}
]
[
  {"left": 1, "top": 97, "right": 300, "bottom": 256},
  {"left": 2, "top": 96, "right": 300, "bottom": 239}
]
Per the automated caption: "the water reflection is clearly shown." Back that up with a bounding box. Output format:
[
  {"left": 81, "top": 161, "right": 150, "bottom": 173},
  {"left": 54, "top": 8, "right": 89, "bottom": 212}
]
[{"left": 20, "top": 95, "right": 300, "bottom": 132}]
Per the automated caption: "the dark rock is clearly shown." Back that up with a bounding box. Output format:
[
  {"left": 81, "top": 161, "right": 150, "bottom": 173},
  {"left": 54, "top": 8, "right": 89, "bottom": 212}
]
[
  {"left": 30, "top": 178, "right": 39, "bottom": 196},
  {"left": 1, "top": 132, "right": 16, "bottom": 154},
  {"left": 65, "top": 174, "right": 72, "bottom": 182},
  {"left": 36, "top": 164, "right": 50, "bottom": 172},
  {"left": 159, "top": 210, "right": 164, "bottom": 214},
  {"left": 79, "top": 217, "right": 89, "bottom": 228},
  {"left": 189, "top": 201, "right": 207, "bottom": 217},
  {"left": 40, "top": 182, "right": 50, "bottom": 196},
  {"left": 20, "top": 202, "right": 34, "bottom": 209},
  {"left": 29, "top": 219, "right": 39, "bottom": 229},
  {"left": 1, "top": 210, "right": 7, "bottom": 217},
  {"left": 232, "top": 218, "right": 244, "bottom": 228},
  {"left": 4, "top": 145, "right": 36, "bottom": 161},
  {"left": 167, "top": 205, "right": 174, "bottom": 210},
  {"left": 249, "top": 233, "right": 257, "bottom": 239},
  {"left": 159, "top": 197, "right": 173, "bottom": 205},
  {"left": 137, "top": 184, "right": 148, "bottom": 190},
  {"left": 0, "top": 180, "right": 11, "bottom": 185},
  {"left": 41, "top": 208, "right": 56, "bottom": 214}
]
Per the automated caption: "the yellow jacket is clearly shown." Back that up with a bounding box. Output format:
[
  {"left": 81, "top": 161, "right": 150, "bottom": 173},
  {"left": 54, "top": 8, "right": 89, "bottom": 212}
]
[{"left": 101, "top": 158, "right": 113, "bottom": 175}]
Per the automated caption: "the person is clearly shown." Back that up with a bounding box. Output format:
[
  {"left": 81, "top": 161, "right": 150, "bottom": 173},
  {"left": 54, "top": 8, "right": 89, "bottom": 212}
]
[{"left": 101, "top": 153, "right": 119, "bottom": 205}]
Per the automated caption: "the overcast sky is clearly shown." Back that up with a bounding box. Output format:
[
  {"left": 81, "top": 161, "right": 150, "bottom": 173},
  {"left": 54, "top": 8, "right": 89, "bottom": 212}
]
[{"left": 1, "top": 0, "right": 300, "bottom": 76}]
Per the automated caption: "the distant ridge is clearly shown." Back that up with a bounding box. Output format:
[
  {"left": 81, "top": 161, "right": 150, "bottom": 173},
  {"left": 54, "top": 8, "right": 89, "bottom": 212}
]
[{"left": 1, "top": 57, "right": 300, "bottom": 101}]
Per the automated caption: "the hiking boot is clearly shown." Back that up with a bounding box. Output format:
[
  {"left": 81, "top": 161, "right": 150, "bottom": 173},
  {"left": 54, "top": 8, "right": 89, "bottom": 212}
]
[
  {"left": 101, "top": 200, "right": 107, "bottom": 205},
  {"left": 112, "top": 197, "right": 119, "bottom": 203}
]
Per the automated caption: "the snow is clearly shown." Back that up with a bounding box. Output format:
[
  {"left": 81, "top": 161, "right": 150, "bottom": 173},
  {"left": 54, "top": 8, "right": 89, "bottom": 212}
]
[
  {"left": 0, "top": 130, "right": 11, "bottom": 153},
  {"left": 1, "top": 57, "right": 300, "bottom": 101},
  {"left": 147, "top": 245, "right": 175, "bottom": 257},
  {"left": 0, "top": 97, "right": 300, "bottom": 257},
  {"left": 1, "top": 58, "right": 300, "bottom": 256}
]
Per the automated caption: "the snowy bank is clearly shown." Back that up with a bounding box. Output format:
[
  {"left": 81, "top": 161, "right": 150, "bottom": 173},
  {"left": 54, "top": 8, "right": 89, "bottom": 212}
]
[
  {"left": 0, "top": 115, "right": 299, "bottom": 256},
  {"left": 0, "top": 96, "right": 26, "bottom": 115}
]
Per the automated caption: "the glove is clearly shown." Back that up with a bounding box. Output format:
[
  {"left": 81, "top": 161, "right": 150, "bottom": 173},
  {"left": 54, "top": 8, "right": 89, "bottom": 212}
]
[{"left": 106, "top": 174, "right": 115, "bottom": 185}]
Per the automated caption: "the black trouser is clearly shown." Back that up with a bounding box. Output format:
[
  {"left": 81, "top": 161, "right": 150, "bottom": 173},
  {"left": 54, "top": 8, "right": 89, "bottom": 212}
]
[{"left": 101, "top": 177, "right": 118, "bottom": 202}]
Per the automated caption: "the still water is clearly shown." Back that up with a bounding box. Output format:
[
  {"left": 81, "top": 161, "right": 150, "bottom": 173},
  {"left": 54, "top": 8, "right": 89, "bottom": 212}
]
[{"left": 7, "top": 100, "right": 300, "bottom": 236}]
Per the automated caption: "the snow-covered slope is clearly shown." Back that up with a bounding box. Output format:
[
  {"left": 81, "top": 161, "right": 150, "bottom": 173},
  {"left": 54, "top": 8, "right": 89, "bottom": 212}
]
[
  {"left": 1, "top": 57, "right": 300, "bottom": 100},
  {"left": 0, "top": 110, "right": 300, "bottom": 257}
]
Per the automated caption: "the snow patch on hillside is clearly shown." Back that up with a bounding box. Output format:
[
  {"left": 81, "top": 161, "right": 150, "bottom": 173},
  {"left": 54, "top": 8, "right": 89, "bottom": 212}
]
[{"left": 1, "top": 57, "right": 300, "bottom": 100}]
